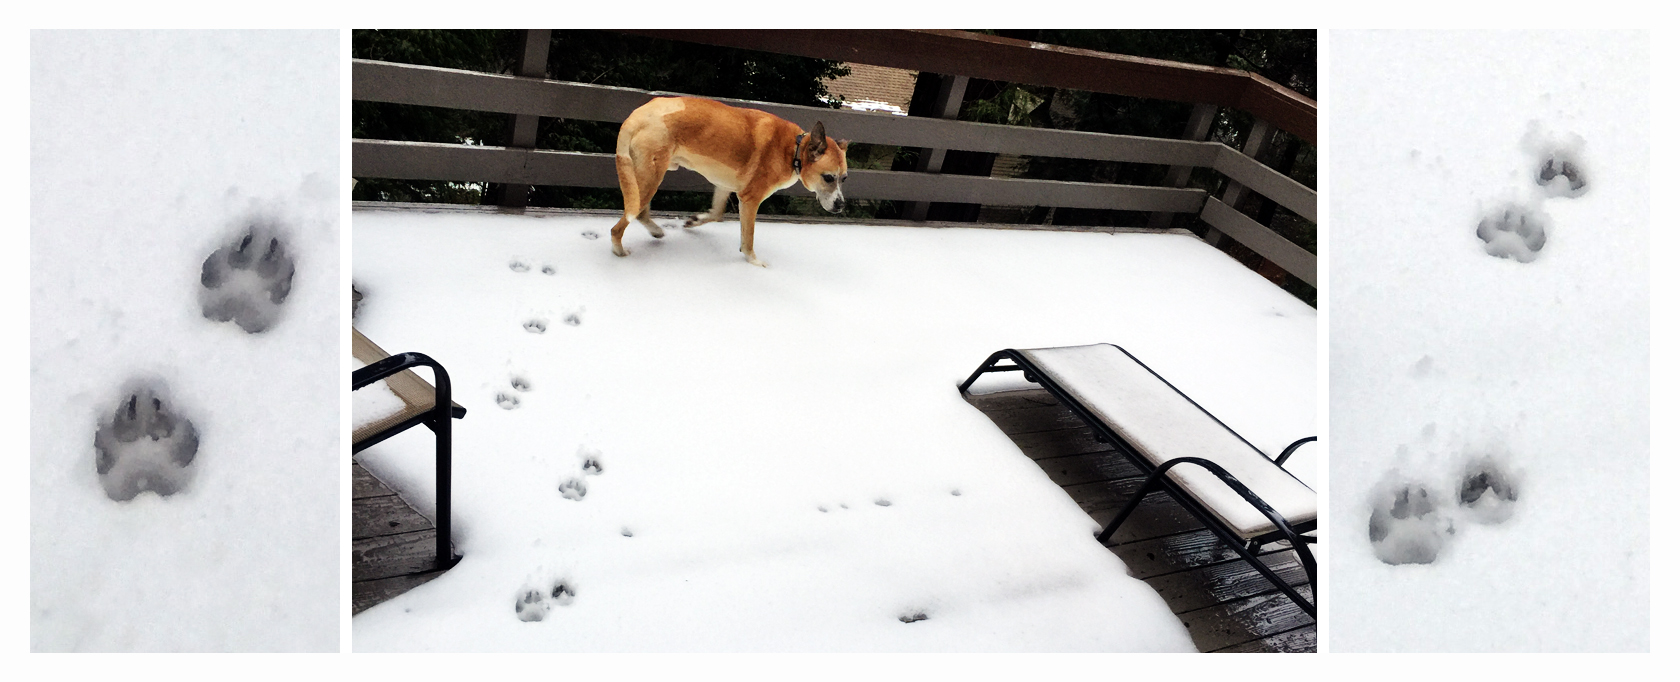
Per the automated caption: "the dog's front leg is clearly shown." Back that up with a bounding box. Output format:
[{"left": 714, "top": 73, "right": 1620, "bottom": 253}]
[
  {"left": 685, "top": 186, "right": 730, "bottom": 228},
  {"left": 737, "top": 194, "right": 768, "bottom": 268}
]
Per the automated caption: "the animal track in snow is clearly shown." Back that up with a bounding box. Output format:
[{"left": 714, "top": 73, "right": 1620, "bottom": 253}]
[
  {"left": 509, "top": 259, "right": 530, "bottom": 273},
  {"left": 559, "top": 477, "right": 588, "bottom": 501},
  {"left": 563, "top": 311, "right": 583, "bottom": 327},
  {"left": 1523, "top": 124, "right": 1589, "bottom": 198},
  {"left": 199, "top": 220, "right": 295, "bottom": 333},
  {"left": 874, "top": 498, "right": 892, "bottom": 507},
  {"left": 1476, "top": 203, "right": 1548, "bottom": 263},
  {"left": 514, "top": 578, "right": 576, "bottom": 622},
  {"left": 496, "top": 392, "right": 521, "bottom": 410},
  {"left": 509, "top": 375, "right": 532, "bottom": 393},
  {"left": 1458, "top": 458, "right": 1519, "bottom": 525},
  {"left": 93, "top": 383, "right": 200, "bottom": 502},
  {"left": 581, "top": 230, "right": 599, "bottom": 240},
  {"left": 524, "top": 319, "right": 548, "bottom": 334},
  {"left": 577, "top": 445, "right": 603, "bottom": 475},
  {"left": 541, "top": 265, "right": 556, "bottom": 275},
  {"left": 1368, "top": 482, "right": 1451, "bottom": 565},
  {"left": 899, "top": 610, "right": 929, "bottom": 624}
]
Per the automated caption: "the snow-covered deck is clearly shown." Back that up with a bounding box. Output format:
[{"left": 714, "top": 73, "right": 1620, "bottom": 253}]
[{"left": 349, "top": 202, "right": 1315, "bottom": 651}]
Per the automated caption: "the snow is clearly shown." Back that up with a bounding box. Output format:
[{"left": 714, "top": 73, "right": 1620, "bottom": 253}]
[
  {"left": 839, "top": 99, "right": 908, "bottom": 116},
  {"left": 351, "top": 357, "right": 406, "bottom": 432},
  {"left": 30, "top": 30, "right": 340, "bottom": 651},
  {"left": 1323, "top": 31, "right": 1648, "bottom": 652},
  {"left": 350, "top": 206, "right": 1315, "bottom": 651}
]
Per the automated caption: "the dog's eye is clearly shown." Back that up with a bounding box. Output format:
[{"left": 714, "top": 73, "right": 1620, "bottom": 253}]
[{"left": 822, "top": 174, "right": 835, "bottom": 183}]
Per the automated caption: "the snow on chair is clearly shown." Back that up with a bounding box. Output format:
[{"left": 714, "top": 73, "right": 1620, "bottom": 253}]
[
  {"left": 352, "top": 328, "right": 466, "bottom": 571},
  {"left": 959, "top": 343, "right": 1317, "bottom": 616}
]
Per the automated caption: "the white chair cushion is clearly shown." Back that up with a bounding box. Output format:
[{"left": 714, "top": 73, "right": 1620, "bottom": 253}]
[{"left": 1017, "top": 345, "right": 1315, "bottom": 540}]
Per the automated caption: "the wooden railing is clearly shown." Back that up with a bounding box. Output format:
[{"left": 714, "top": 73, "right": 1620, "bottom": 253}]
[{"left": 351, "top": 30, "right": 1316, "bottom": 287}]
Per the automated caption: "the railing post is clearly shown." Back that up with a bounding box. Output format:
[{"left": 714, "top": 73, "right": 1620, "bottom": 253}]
[
  {"left": 1203, "top": 117, "right": 1273, "bottom": 247},
  {"left": 906, "top": 74, "right": 969, "bottom": 221},
  {"left": 499, "top": 29, "right": 552, "bottom": 210},
  {"left": 1147, "top": 102, "right": 1218, "bottom": 230}
]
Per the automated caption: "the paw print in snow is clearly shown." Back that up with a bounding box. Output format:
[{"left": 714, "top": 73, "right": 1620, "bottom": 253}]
[
  {"left": 1523, "top": 124, "right": 1589, "bottom": 198},
  {"left": 559, "top": 477, "right": 587, "bottom": 501},
  {"left": 94, "top": 383, "right": 200, "bottom": 501},
  {"left": 514, "top": 579, "right": 576, "bottom": 622},
  {"left": 1368, "top": 482, "right": 1451, "bottom": 565},
  {"left": 1458, "top": 459, "right": 1519, "bottom": 525},
  {"left": 1475, "top": 204, "right": 1548, "bottom": 263},
  {"left": 199, "top": 221, "right": 295, "bottom": 333}
]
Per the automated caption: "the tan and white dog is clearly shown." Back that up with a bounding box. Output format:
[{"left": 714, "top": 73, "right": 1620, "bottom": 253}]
[{"left": 610, "top": 96, "right": 849, "bottom": 267}]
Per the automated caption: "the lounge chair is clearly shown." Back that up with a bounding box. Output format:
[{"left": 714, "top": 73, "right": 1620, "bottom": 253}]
[
  {"left": 959, "top": 343, "right": 1316, "bottom": 616},
  {"left": 352, "top": 328, "right": 466, "bottom": 571}
]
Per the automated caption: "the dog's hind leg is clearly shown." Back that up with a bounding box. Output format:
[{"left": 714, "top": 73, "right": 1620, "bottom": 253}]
[
  {"left": 685, "top": 186, "right": 731, "bottom": 228},
  {"left": 611, "top": 153, "right": 641, "bottom": 257},
  {"left": 633, "top": 150, "right": 672, "bottom": 239}
]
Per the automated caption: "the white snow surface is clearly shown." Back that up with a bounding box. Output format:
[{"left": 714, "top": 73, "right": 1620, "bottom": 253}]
[
  {"left": 30, "top": 31, "right": 340, "bottom": 651},
  {"left": 1323, "top": 31, "right": 1648, "bottom": 652},
  {"left": 351, "top": 357, "right": 406, "bottom": 432},
  {"left": 351, "top": 207, "right": 1315, "bottom": 651}
]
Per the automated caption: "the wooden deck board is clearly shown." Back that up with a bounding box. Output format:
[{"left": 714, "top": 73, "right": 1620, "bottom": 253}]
[
  {"left": 351, "top": 461, "right": 453, "bottom": 615},
  {"left": 963, "top": 388, "right": 1315, "bottom": 653}
]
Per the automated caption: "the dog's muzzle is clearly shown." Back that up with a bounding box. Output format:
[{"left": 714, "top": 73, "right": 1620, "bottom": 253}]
[{"left": 821, "top": 193, "right": 845, "bottom": 214}]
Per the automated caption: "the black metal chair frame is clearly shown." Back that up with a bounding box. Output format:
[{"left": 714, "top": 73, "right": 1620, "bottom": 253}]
[
  {"left": 959, "top": 345, "right": 1317, "bottom": 617},
  {"left": 352, "top": 352, "right": 466, "bottom": 572}
]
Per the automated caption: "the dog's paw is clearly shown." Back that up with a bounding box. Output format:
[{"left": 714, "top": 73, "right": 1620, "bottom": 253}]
[
  {"left": 745, "top": 254, "right": 769, "bottom": 268},
  {"left": 612, "top": 245, "right": 629, "bottom": 257},
  {"left": 93, "top": 383, "right": 200, "bottom": 502},
  {"left": 199, "top": 220, "right": 296, "bottom": 333},
  {"left": 1475, "top": 203, "right": 1548, "bottom": 263}
]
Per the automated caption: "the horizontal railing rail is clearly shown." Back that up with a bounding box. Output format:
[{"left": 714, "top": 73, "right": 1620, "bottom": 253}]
[
  {"left": 354, "top": 140, "right": 1209, "bottom": 214},
  {"left": 352, "top": 35, "right": 1316, "bottom": 288},
  {"left": 616, "top": 29, "right": 1316, "bottom": 146},
  {"left": 353, "top": 59, "right": 1222, "bottom": 168}
]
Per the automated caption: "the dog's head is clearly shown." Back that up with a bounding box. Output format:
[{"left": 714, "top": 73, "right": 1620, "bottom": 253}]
[{"left": 798, "top": 121, "right": 849, "bottom": 214}]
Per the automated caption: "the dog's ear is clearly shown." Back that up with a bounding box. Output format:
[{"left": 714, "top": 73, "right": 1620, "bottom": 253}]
[
  {"left": 808, "top": 122, "right": 828, "bottom": 157},
  {"left": 837, "top": 139, "right": 849, "bottom": 152}
]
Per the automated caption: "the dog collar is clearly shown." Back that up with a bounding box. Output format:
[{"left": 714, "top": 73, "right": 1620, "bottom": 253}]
[{"left": 792, "top": 133, "right": 806, "bottom": 172}]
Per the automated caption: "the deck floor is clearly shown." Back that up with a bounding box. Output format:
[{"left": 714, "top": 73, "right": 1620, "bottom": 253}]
[
  {"left": 351, "top": 461, "right": 452, "bottom": 615},
  {"left": 964, "top": 388, "right": 1315, "bottom": 653}
]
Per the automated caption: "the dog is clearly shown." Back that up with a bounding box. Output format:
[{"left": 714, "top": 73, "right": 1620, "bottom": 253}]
[{"left": 609, "top": 96, "right": 848, "bottom": 267}]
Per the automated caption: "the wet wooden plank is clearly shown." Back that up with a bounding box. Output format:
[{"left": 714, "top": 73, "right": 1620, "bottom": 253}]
[
  {"left": 1004, "top": 426, "right": 1116, "bottom": 461},
  {"left": 352, "top": 570, "right": 448, "bottom": 616},
  {"left": 353, "top": 529, "right": 441, "bottom": 582},
  {"left": 353, "top": 462, "right": 394, "bottom": 500},
  {"left": 962, "top": 389, "right": 1060, "bottom": 412},
  {"left": 1178, "top": 586, "right": 1315, "bottom": 652},
  {"left": 1068, "top": 482, "right": 1205, "bottom": 542},
  {"left": 1212, "top": 624, "right": 1317, "bottom": 653},
  {"left": 1143, "top": 551, "right": 1307, "bottom": 613},
  {"left": 1107, "top": 528, "right": 1290, "bottom": 579},
  {"left": 973, "top": 404, "right": 1088, "bottom": 435},
  {"left": 1035, "top": 449, "right": 1147, "bottom": 486},
  {"left": 354, "top": 493, "right": 436, "bottom": 540}
]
